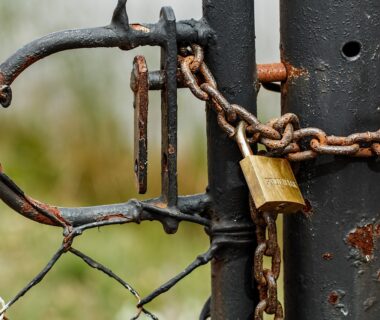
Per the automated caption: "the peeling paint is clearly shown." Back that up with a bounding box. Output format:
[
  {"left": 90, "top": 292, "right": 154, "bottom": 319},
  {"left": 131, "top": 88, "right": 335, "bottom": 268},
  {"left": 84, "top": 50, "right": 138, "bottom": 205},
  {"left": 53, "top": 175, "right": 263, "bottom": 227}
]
[{"left": 131, "top": 24, "right": 150, "bottom": 33}]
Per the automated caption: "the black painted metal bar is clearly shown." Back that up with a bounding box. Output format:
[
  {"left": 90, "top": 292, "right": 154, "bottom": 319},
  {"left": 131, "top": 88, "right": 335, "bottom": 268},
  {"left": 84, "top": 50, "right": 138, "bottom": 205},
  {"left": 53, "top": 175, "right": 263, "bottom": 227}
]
[
  {"left": 281, "top": 1, "right": 380, "bottom": 319},
  {"left": 203, "top": 0, "right": 258, "bottom": 318},
  {"left": 160, "top": 7, "right": 178, "bottom": 210}
]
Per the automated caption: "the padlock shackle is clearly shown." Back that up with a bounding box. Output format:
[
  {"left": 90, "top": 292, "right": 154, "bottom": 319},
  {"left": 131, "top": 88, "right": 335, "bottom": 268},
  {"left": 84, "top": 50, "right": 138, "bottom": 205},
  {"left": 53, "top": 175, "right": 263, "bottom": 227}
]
[{"left": 235, "top": 121, "right": 253, "bottom": 157}]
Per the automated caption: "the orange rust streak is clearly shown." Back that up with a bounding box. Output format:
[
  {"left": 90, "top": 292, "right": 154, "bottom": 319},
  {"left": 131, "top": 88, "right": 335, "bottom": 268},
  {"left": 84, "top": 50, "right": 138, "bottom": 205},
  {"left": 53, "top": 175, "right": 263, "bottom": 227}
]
[
  {"left": 21, "top": 201, "right": 58, "bottom": 226},
  {"left": 131, "top": 24, "right": 150, "bottom": 33},
  {"left": 257, "top": 63, "right": 287, "bottom": 83},
  {"left": 347, "top": 224, "right": 374, "bottom": 257},
  {"left": 25, "top": 196, "right": 70, "bottom": 226},
  {"left": 0, "top": 73, "right": 5, "bottom": 85}
]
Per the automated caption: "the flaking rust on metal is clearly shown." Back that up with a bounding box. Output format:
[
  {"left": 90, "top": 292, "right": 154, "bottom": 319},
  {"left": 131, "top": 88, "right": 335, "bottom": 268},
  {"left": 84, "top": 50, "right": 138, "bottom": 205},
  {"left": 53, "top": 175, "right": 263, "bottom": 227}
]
[
  {"left": 168, "top": 144, "right": 176, "bottom": 154},
  {"left": 20, "top": 197, "right": 67, "bottom": 226},
  {"left": 280, "top": 56, "right": 309, "bottom": 104},
  {"left": 283, "top": 61, "right": 309, "bottom": 80},
  {"left": 21, "top": 201, "right": 56, "bottom": 225},
  {"left": 0, "top": 72, "right": 5, "bottom": 85},
  {"left": 132, "top": 56, "right": 149, "bottom": 194},
  {"left": 346, "top": 224, "right": 380, "bottom": 261},
  {"left": 131, "top": 24, "right": 150, "bottom": 33},
  {"left": 328, "top": 291, "right": 340, "bottom": 305}
]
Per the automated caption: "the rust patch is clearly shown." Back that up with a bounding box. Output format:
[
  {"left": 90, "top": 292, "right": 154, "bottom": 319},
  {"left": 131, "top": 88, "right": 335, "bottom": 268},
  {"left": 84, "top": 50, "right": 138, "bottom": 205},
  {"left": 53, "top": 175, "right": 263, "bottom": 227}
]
[
  {"left": 18, "top": 55, "right": 39, "bottom": 77},
  {"left": 132, "top": 56, "right": 149, "bottom": 194},
  {"left": 257, "top": 63, "right": 287, "bottom": 83},
  {"left": 346, "top": 224, "right": 377, "bottom": 258},
  {"left": 24, "top": 196, "right": 69, "bottom": 226},
  {"left": 168, "top": 144, "right": 176, "bottom": 154},
  {"left": 21, "top": 201, "right": 57, "bottom": 225},
  {"left": 328, "top": 291, "right": 340, "bottom": 305},
  {"left": 131, "top": 24, "right": 150, "bottom": 33},
  {"left": 0, "top": 72, "right": 5, "bottom": 85},
  {"left": 283, "top": 61, "right": 309, "bottom": 80},
  {"left": 322, "top": 252, "right": 333, "bottom": 261}
]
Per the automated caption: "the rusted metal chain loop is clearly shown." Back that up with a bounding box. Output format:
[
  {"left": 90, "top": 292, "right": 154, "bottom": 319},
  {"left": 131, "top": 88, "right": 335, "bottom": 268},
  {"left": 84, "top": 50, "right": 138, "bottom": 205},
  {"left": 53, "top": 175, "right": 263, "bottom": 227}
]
[
  {"left": 310, "top": 139, "right": 360, "bottom": 155},
  {"left": 190, "top": 44, "right": 204, "bottom": 72},
  {"left": 253, "top": 242, "right": 267, "bottom": 285},
  {"left": 287, "top": 149, "right": 317, "bottom": 162},
  {"left": 273, "top": 112, "right": 300, "bottom": 132},
  {"left": 180, "top": 56, "right": 209, "bottom": 101},
  {"left": 264, "top": 270, "right": 279, "bottom": 314},
  {"left": 255, "top": 299, "right": 284, "bottom": 320},
  {"left": 231, "top": 104, "right": 282, "bottom": 141},
  {"left": 261, "top": 123, "right": 294, "bottom": 150},
  {"left": 199, "top": 62, "right": 217, "bottom": 89},
  {"left": 372, "top": 143, "right": 380, "bottom": 156},
  {"left": 216, "top": 111, "right": 236, "bottom": 137},
  {"left": 180, "top": 45, "right": 380, "bottom": 161},
  {"left": 249, "top": 196, "right": 283, "bottom": 320},
  {"left": 200, "top": 83, "right": 237, "bottom": 120}
]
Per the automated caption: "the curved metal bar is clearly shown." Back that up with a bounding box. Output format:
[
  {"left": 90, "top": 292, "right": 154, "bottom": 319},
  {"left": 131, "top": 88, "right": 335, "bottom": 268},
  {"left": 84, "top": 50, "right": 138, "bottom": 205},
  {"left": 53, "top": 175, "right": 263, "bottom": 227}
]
[
  {"left": 0, "top": 18, "right": 213, "bottom": 107},
  {"left": 0, "top": 22, "right": 168, "bottom": 100},
  {"left": 0, "top": 169, "right": 210, "bottom": 228}
]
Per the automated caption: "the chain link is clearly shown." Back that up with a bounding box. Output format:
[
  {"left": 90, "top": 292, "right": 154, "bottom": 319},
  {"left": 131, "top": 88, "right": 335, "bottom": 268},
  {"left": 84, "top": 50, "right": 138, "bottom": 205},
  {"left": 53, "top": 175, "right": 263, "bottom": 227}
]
[
  {"left": 177, "top": 44, "right": 380, "bottom": 319},
  {"left": 250, "top": 198, "right": 284, "bottom": 320},
  {"left": 178, "top": 44, "right": 380, "bottom": 161}
]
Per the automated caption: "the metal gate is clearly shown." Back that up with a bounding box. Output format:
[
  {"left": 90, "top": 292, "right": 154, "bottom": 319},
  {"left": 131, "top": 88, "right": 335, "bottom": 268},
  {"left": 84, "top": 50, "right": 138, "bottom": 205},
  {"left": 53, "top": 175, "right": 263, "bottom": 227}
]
[{"left": 0, "top": 0, "right": 379, "bottom": 319}]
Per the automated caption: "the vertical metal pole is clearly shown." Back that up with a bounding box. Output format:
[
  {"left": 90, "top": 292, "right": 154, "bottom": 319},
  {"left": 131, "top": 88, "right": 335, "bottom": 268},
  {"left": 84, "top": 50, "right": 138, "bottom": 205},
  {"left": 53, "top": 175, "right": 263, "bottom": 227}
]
[
  {"left": 161, "top": 7, "right": 178, "bottom": 208},
  {"left": 203, "top": 1, "right": 258, "bottom": 318},
  {"left": 281, "top": 1, "right": 380, "bottom": 319}
]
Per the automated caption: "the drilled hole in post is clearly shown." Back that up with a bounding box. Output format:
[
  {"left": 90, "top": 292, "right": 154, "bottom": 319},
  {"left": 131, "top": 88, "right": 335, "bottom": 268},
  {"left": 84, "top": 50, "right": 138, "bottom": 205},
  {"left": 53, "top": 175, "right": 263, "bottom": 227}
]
[{"left": 341, "top": 41, "right": 362, "bottom": 61}]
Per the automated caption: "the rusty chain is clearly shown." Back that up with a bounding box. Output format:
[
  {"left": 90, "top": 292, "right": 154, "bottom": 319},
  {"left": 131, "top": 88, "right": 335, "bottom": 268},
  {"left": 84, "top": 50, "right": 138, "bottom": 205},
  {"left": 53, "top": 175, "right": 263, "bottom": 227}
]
[
  {"left": 179, "top": 44, "right": 380, "bottom": 162},
  {"left": 177, "top": 44, "right": 380, "bottom": 319},
  {"left": 250, "top": 198, "right": 284, "bottom": 320}
]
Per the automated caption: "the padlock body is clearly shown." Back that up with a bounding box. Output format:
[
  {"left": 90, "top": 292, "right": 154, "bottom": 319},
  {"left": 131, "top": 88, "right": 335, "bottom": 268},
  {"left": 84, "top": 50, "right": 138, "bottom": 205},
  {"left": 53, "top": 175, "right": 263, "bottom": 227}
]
[{"left": 240, "top": 155, "right": 305, "bottom": 213}]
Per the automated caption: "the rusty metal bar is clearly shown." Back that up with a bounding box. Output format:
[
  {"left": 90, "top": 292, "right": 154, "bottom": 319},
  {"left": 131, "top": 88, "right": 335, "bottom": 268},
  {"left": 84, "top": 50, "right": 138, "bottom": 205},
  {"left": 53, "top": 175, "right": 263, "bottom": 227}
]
[
  {"left": 257, "top": 63, "right": 287, "bottom": 83},
  {"left": 145, "top": 63, "right": 286, "bottom": 92},
  {"left": 131, "top": 56, "right": 149, "bottom": 194},
  {"left": 281, "top": 1, "right": 380, "bottom": 319},
  {"left": 203, "top": 0, "right": 258, "bottom": 318}
]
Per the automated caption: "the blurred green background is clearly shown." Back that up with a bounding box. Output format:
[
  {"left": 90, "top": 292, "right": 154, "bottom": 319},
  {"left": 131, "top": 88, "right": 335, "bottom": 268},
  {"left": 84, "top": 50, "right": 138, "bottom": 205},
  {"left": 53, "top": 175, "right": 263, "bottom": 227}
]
[{"left": 0, "top": 1, "right": 281, "bottom": 319}]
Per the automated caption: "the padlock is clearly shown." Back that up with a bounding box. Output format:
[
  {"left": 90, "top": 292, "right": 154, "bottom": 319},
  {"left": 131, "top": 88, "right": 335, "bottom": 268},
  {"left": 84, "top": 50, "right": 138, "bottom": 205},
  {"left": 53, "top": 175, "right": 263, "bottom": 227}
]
[{"left": 235, "top": 121, "right": 305, "bottom": 213}]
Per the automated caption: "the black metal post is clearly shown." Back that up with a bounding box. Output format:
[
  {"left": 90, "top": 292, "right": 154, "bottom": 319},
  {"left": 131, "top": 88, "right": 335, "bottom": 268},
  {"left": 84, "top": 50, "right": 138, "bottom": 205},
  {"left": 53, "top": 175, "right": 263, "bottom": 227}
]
[
  {"left": 281, "top": 1, "right": 380, "bottom": 319},
  {"left": 203, "top": 1, "right": 258, "bottom": 318}
]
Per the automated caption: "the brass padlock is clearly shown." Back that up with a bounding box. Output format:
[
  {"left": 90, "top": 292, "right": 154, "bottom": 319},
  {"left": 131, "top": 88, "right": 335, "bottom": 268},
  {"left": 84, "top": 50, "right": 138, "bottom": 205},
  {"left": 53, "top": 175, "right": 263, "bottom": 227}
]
[{"left": 236, "top": 121, "right": 305, "bottom": 213}]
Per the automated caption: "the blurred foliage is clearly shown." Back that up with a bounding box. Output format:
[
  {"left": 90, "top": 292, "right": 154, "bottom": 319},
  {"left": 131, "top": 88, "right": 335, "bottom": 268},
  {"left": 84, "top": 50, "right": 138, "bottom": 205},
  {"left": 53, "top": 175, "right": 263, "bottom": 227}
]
[{"left": 0, "top": 1, "right": 282, "bottom": 319}]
